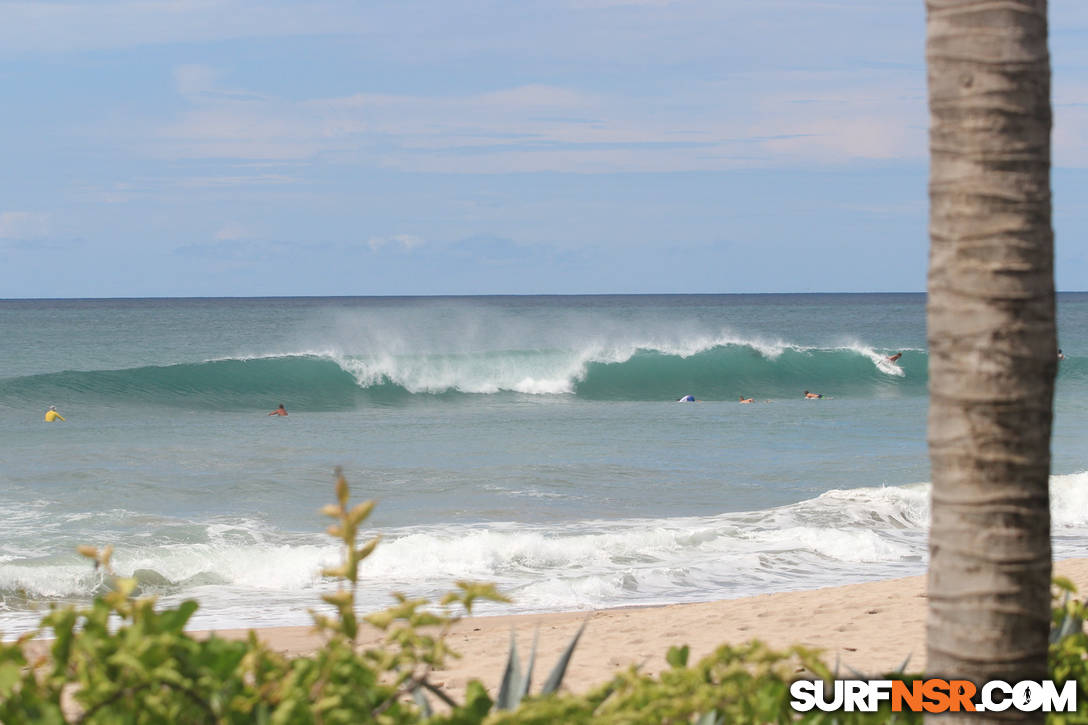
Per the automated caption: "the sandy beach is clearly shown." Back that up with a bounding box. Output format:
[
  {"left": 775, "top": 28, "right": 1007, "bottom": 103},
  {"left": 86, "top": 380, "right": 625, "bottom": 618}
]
[{"left": 195, "top": 558, "right": 1088, "bottom": 701}]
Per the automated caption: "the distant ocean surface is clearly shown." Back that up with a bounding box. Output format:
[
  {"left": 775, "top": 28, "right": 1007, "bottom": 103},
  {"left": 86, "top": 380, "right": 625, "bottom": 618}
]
[{"left": 3, "top": 293, "right": 1088, "bottom": 634}]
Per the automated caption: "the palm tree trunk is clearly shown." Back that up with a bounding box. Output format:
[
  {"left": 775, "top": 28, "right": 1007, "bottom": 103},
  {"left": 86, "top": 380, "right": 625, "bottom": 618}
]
[{"left": 926, "top": 0, "right": 1056, "bottom": 721}]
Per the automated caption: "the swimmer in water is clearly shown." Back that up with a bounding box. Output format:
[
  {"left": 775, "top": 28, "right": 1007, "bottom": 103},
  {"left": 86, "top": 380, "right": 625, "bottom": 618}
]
[
  {"left": 1059, "top": 349, "right": 1065, "bottom": 360},
  {"left": 739, "top": 397, "right": 754, "bottom": 404},
  {"left": 44, "top": 405, "right": 65, "bottom": 422},
  {"left": 803, "top": 391, "right": 823, "bottom": 399},
  {"left": 268, "top": 404, "right": 288, "bottom": 416}
]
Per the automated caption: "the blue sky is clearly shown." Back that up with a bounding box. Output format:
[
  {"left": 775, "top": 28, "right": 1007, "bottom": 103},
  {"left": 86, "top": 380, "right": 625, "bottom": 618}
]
[{"left": 2, "top": 0, "right": 1087, "bottom": 297}]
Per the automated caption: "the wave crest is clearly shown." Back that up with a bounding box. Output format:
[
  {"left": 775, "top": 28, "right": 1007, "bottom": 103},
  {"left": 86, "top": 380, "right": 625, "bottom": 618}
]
[{"left": 0, "top": 341, "right": 923, "bottom": 408}]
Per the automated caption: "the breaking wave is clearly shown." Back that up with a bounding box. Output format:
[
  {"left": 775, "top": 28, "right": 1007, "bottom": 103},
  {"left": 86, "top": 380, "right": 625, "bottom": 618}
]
[
  {"left": 0, "top": 341, "right": 924, "bottom": 409},
  {"left": 5, "top": 473, "right": 1088, "bottom": 633}
]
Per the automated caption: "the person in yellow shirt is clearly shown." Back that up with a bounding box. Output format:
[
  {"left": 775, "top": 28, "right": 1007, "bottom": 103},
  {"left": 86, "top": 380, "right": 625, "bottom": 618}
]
[{"left": 44, "top": 405, "right": 65, "bottom": 422}]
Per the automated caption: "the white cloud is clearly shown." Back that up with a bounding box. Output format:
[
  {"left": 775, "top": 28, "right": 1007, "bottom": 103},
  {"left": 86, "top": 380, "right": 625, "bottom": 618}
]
[
  {"left": 143, "top": 68, "right": 928, "bottom": 173},
  {"left": 5, "top": 0, "right": 950, "bottom": 173},
  {"left": 177, "top": 174, "right": 298, "bottom": 188},
  {"left": 214, "top": 222, "right": 250, "bottom": 241},
  {"left": 0, "top": 1, "right": 372, "bottom": 55},
  {"left": 71, "top": 173, "right": 302, "bottom": 205},
  {"left": 367, "top": 234, "right": 424, "bottom": 252},
  {"left": 0, "top": 211, "right": 50, "bottom": 239},
  {"left": 173, "top": 64, "right": 217, "bottom": 97}
]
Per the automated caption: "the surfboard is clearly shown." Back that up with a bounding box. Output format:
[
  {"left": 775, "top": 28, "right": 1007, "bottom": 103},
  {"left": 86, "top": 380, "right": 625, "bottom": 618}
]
[{"left": 876, "top": 358, "right": 904, "bottom": 376}]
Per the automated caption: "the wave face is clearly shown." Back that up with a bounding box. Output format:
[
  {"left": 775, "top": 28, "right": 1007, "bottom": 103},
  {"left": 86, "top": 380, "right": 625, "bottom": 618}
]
[
  {"left": 0, "top": 343, "right": 925, "bottom": 409},
  {"left": 0, "top": 356, "right": 367, "bottom": 411},
  {"left": 4, "top": 473, "right": 1088, "bottom": 632},
  {"left": 575, "top": 344, "right": 921, "bottom": 400}
]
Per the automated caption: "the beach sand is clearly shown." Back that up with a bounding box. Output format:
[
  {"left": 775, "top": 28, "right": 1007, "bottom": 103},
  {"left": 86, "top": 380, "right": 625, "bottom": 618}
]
[{"left": 198, "top": 558, "right": 1088, "bottom": 701}]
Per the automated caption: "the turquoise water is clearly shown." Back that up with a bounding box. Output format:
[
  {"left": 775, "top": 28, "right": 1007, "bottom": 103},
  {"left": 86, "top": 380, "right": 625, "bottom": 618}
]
[{"left": 2, "top": 294, "right": 1087, "bottom": 633}]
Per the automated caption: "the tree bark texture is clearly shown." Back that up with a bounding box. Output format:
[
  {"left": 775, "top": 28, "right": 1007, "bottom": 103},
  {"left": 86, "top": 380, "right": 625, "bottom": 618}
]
[{"left": 926, "top": 0, "right": 1056, "bottom": 721}]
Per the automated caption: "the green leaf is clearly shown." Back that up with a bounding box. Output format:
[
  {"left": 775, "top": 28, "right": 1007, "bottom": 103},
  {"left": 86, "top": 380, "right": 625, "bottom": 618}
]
[
  {"left": 347, "top": 501, "right": 376, "bottom": 526},
  {"left": 461, "top": 680, "right": 493, "bottom": 718},
  {"left": 1054, "top": 576, "right": 1078, "bottom": 595},
  {"left": 1051, "top": 611, "right": 1084, "bottom": 645},
  {"left": 496, "top": 629, "right": 523, "bottom": 710},
  {"left": 158, "top": 600, "right": 199, "bottom": 632},
  {"left": 518, "top": 628, "right": 539, "bottom": 704},
  {"left": 540, "top": 619, "right": 587, "bottom": 696},
  {"left": 0, "top": 662, "right": 23, "bottom": 695},
  {"left": 355, "top": 536, "right": 380, "bottom": 562},
  {"left": 666, "top": 644, "right": 690, "bottom": 668}
]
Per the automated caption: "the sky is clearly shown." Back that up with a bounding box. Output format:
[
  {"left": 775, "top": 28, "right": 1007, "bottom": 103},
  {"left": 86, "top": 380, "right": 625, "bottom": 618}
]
[{"left": 2, "top": 0, "right": 1088, "bottom": 297}]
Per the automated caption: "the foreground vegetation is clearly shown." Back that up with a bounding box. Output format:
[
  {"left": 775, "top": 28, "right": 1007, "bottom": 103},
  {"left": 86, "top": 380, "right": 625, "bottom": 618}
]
[{"left": 2, "top": 472, "right": 1086, "bottom": 723}]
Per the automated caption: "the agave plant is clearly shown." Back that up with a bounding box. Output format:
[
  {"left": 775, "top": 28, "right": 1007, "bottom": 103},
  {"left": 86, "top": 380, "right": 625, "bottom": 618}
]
[
  {"left": 1050, "top": 577, "right": 1085, "bottom": 645},
  {"left": 495, "top": 620, "right": 587, "bottom": 710}
]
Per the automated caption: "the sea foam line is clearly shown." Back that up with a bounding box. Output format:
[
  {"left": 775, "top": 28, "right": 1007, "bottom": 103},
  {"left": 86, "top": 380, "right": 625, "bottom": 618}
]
[
  {"left": 5, "top": 474, "right": 1086, "bottom": 604},
  {"left": 212, "top": 336, "right": 913, "bottom": 396},
  {"left": 3, "top": 474, "right": 1088, "bottom": 634}
]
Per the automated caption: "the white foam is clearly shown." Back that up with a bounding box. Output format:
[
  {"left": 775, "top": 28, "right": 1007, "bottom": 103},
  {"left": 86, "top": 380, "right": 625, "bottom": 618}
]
[
  {"left": 6, "top": 474, "right": 1088, "bottom": 635},
  {"left": 230, "top": 333, "right": 897, "bottom": 396},
  {"left": 832, "top": 341, "right": 907, "bottom": 377},
  {"left": 0, "top": 562, "right": 104, "bottom": 599},
  {"left": 748, "top": 526, "right": 915, "bottom": 563},
  {"left": 1052, "top": 471, "right": 1088, "bottom": 526},
  {"left": 116, "top": 543, "right": 338, "bottom": 590}
]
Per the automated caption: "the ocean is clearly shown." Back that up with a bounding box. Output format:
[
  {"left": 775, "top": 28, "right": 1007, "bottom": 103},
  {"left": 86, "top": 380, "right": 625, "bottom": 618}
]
[{"left": 2, "top": 293, "right": 1087, "bottom": 635}]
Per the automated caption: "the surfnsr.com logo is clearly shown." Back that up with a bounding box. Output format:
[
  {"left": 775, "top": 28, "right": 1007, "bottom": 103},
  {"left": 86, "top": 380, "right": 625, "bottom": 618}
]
[{"left": 789, "top": 679, "right": 1077, "bottom": 714}]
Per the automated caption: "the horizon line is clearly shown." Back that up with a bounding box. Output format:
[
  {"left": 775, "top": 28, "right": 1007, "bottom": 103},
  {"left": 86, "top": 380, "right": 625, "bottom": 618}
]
[
  {"left": 4, "top": 290, "right": 1088, "bottom": 302},
  {"left": 0, "top": 290, "right": 945, "bottom": 302}
]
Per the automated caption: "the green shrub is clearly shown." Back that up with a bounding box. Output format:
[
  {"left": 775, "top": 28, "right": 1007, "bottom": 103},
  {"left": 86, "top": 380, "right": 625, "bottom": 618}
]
[{"left": 1048, "top": 577, "right": 1088, "bottom": 725}]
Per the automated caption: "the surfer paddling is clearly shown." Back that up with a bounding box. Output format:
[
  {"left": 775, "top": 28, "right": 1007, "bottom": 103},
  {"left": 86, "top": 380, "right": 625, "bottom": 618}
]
[
  {"left": 44, "top": 405, "right": 65, "bottom": 422},
  {"left": 739, "top": 397, "right": 754, "bottom": 404},
  {"left": 803, "top": 391, "right": 823, "bottom": 400},
  {"left": 268, "top": 404, "right": 288, "bottom": 416}
]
